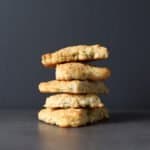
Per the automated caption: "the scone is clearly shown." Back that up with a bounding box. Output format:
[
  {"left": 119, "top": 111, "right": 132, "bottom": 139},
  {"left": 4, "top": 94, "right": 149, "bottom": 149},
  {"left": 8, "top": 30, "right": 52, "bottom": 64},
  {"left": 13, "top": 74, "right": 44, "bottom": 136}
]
[
  {"left": 42, "top": 44, "right": 109, "bottom": 67},
  {"left": 56, "top": 62, "right": 111, "bottom": 81},
  {"left": 38, "top": 107, "right": 109, "bottom": 127},
  {"left": 44, "top": 94, "right": 104, "bottom": 108},
  {"left": 38, "top": 80, "right": 109, "bottom": 94}
]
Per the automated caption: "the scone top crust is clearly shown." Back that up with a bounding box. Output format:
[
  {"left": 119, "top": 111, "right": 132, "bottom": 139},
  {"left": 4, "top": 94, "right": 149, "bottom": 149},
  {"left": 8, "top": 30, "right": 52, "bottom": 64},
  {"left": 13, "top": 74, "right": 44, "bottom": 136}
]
[
  {"left": 44, "top": 93, "right": 104, "bottom": 108},
  {"left": 42, "top": 44, "right": 109, "bottom": 67},
  {"left": 38, "top": 107, "right": 109, "bottom": 127},
  {"left": 56, "top": 62, "right": 111, "bottom": 81},
  {"left": 38, "top": 80, "right": 109, "bottom": 94}
]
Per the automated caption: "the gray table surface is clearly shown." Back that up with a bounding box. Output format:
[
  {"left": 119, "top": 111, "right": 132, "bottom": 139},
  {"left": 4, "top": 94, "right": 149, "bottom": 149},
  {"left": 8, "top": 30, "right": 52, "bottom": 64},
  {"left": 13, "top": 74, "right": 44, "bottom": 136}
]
[{"left": 0, "top": 110, "right": 150, "bottom": 150}]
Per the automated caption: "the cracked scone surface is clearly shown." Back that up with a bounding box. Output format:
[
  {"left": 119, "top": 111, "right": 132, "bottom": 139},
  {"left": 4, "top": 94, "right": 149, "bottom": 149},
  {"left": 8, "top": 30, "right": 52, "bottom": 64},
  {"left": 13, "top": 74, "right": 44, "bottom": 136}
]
[
  {"left": 42, "top": 44, "right": 109, "bottom": 67},
  {"left": 56, "top": 62, "right": 111, "bottom": 81},
  {"left": 38, "top": 107, "right": 109, "bottom": 127},
  {"left": 44, "top": 94, "right": 104, "bottom": 108},
  {"left": 38, "top": 80, "right": 109, "bottom": 94}
]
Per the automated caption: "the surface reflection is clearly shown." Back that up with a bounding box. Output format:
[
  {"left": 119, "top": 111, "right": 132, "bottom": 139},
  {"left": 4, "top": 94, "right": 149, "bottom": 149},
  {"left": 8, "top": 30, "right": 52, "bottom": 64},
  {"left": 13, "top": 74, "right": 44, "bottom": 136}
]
[{"left": 38, "top": 122, "right": 83, "bottom": 150}]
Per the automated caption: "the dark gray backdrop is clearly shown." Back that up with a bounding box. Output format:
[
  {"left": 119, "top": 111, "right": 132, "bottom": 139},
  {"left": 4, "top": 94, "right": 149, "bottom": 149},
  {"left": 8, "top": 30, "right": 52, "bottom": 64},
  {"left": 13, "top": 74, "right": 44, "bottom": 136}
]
[{"left": 0, "top": 0, "right": 149, "bottom": 111}]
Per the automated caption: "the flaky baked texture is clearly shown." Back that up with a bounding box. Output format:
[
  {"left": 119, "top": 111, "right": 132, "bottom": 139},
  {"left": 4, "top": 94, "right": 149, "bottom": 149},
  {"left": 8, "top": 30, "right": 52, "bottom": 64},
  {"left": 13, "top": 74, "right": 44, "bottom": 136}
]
[
  {"left": 44, "top": 94, "right": 104, "bottom": 108},
  {"left": 56, "top": 62, "right": 111, "bottom": 81},
  {"left": 38, "top": 107, "right": 109, "bottom": 127},
  {"left": 42, "top": 44, "right": 109, "bottom": 67},
  {"left": 38, "top": 80, "right": 109, "bottom": 94}
]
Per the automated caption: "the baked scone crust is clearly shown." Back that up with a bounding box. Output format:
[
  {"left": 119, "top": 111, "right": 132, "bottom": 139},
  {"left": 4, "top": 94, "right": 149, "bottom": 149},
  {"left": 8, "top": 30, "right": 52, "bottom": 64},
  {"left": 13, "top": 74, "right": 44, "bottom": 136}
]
[
  {"left": 42, "top": 44, "right": 109, "bottom": 67},
  {"left": 38, "top": 107, "right": 109, "bottom": 127},
  {"left": 38, "top": 80, "right": 109, "bottom": 94},
  {"left": 44, "top": 94, "right": 104, "bottom": 108},
  {"left": 56, "top": 62, "right": 111, "bottom": 81}
]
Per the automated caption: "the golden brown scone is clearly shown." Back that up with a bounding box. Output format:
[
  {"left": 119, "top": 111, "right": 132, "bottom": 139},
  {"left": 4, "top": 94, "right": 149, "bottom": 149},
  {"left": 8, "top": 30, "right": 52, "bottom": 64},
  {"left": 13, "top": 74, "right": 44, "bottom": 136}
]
[
  {"left": 42, "top": 44, "right": 109, "bottom": 67},
  {"left": 89, "top": 107, "right": 109, "bottom": 123},
  {"left": 38, "top": 80, "right": 109, "bottom": 94},
  {"left": 38, "top": 107, "right": 109, "bottom": 127},
  {"left": 56, "top": 62, "right": 111, "bottom": 81},
  {"left": 44, "top": 94, "right": 104, "bottom": 108}
]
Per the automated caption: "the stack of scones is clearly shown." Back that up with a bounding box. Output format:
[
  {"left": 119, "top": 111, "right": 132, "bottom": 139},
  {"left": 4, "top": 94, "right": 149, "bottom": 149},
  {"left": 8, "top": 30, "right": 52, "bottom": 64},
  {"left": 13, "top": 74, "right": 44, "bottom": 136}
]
[{"left": 38, "top": 44, "right": 111, "bottom": 127}]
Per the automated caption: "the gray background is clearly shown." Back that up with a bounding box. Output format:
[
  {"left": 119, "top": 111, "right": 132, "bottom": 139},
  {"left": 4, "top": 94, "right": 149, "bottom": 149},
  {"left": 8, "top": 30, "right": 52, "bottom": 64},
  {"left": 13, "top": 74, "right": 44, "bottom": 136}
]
[{"left": 0, "top": 0, "right": 150, "bottom": 111}]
